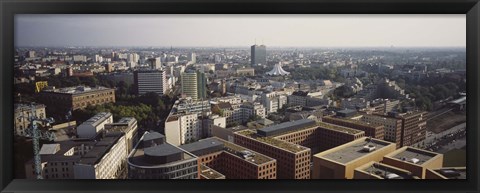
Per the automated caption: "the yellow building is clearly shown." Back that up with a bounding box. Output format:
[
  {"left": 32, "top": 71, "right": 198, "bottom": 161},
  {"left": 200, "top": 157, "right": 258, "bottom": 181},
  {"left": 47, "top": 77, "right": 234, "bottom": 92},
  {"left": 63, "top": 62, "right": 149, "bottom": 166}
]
[{"left": 312, "top": 137, "right": 396, "bottom": 179}]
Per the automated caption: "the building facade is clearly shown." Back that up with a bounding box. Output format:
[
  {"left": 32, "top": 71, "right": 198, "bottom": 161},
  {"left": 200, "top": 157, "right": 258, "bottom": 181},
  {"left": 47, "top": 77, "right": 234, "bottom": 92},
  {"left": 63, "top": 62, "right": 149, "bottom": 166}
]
[
  {"left": 38, "top": 86, "right": 115, "bottom": 111},
  {"left": 251, "top": 44, "right": 267, "bottom": 66},
  {"left": 134, "top": 69, "right": 168, "bottom": 96},
  {"left": 14, "top": 103, "right": 46, "bottom": 136},
  {"left": 127, "top": 131, "right": 199, "bottom": 179}
]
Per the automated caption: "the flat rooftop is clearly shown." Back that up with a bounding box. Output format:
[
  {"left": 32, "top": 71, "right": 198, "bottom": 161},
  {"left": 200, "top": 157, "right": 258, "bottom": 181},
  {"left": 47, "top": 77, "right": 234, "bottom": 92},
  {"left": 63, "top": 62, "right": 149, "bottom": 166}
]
[
  {"left": 237, "top": 130, "right": 308, "bottom": 153},
  {"left": 433, "top": 168, "right": 467, "bottom": 179},
  {"left": 391, "top": 147, "right": 438, "bottom": 165},
  {"left": 322, "top": 138, "right": 391, "bottom": 164},
  {"left": 324, "top": 116, "right": 383, "bottom": 128},
  {"left": 316, "top": 122, "right": 364, "bottom": 135},
  {"left": 257, "top": 119, "right": 316, "bottom": 137},
  {"left": 42, "top": 86, "right": 113, "bottom": 94},
  {"left": 222, "top": 139, "right": 274, "bottom": 165},
  {"left": 361, "top": 162, "right": 418, "bottom": 179},
  {"left": 200, "top": 165, "right": 225, "bottom": 179}
]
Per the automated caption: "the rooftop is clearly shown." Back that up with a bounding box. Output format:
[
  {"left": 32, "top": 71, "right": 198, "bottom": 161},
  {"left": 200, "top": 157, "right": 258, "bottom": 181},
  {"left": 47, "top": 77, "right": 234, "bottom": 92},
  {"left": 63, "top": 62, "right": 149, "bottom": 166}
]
[
  {"left": 324, "top": 116, "right": 383, "bottom": 128},
  {"left": 390, "top": 147, "right": 438, "bottom": 165},
  {"left": 79, "top": 112, "right": 112, "bottom": 127},
  {"left": 222, "top": 138, "right": 275, "bottom": 165},
  {"left": 433, "top": 167, "right": 467, "bottom": 179},
  {"left": 200, "top": 165, "right": 225, "bottom": 179},
  {"left": 316, "top": 122, "right": 365, "bottom": 135},
  {"left": 360, "top": 162, "right": 419, "bottom": 179},
  {"left": 42, "top": 86, "right": 113, "bottom": 94},
  {"left": 236, "top": 130, "right": 308, "bottom": 153},
  {"left": 321, "top": 138, "right": 392, "bottom": 164},
  {"left": 257, "top": 119, "right": 316, "bottom": 137}
]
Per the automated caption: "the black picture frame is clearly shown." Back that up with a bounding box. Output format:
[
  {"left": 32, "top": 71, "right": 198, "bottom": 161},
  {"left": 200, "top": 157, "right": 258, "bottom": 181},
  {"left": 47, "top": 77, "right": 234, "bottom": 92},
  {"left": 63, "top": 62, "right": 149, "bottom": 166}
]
[{"left": 1, "top": 0, "right": 479, "bottom": 193}]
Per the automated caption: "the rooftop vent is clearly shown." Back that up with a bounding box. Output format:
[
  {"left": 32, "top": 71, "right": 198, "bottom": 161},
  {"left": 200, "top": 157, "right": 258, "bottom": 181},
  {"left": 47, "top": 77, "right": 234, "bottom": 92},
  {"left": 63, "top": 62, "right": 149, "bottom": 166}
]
[
  {"left": 410, "top": 158, "right": 420, "bottom": 164},
  {"left": 363, "top": 144, "right": 376, "bottom": 152},
  {"left": 385, "top": 173, "right": 401, "bottom": 179}
]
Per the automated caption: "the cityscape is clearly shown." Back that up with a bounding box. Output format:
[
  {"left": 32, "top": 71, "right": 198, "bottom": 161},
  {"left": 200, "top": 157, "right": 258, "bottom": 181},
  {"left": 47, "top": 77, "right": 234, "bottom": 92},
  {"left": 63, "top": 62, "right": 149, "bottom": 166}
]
[{"left": 13, "top": 15, "right": 466, "bottom": 180}]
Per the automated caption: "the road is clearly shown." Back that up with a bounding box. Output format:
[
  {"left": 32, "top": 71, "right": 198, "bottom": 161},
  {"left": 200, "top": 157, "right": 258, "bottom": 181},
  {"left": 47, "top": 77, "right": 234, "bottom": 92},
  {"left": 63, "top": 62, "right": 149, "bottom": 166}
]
[
  {"left": 413, "top": 122, "right": 466, "bottom": 149},
  {"left": 426, "top": 107, "right": 453, "bottom": 121}
]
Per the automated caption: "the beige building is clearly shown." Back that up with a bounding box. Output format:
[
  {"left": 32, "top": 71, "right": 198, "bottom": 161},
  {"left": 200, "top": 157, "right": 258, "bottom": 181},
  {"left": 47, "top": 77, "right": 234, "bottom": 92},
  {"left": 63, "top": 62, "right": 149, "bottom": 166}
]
[
  {"left": 38, "top": 86, "right": 115, "bottom": 111},
  {"left": 181, "top": 72, "right": 199, "bottom": 100},
  {"left": 353, "top": 161, "right": 420, "bottom": 179},
  {"left": 14, "top": 103, "right": 46, "bottom": 136},
  {"left": 355, "top": 113, "right": 403, "bottom": 148},
  {"left": 312, "top": 137, "right": 396, "bottom": 179},
  {"left": 382, "top": 146, "right": 443, "bottom": 179}
]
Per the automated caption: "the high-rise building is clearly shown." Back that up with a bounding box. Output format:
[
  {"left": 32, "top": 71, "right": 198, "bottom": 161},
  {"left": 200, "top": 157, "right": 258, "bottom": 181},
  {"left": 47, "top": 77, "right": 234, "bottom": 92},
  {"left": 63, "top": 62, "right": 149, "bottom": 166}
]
[
  {"left": 181, "top": 71, "right": 206, "bottom": 100},
  {"left": 181, "top": 72, "right": 198, "bottom": 100},
  {"left": 197, "top": 71, "right": 207, "bottom": 100},
  {"left": 127, "top": 131, "right": 199, "bottom": 179},
  {"left": 134, "top": 69, "right": 168, "bottom": 96},
  {"left": 188, "top": 53, "right": 196, "bottom": 64},
  {"left": 251, "top": 44, "right": 267, "bottom": 66}
]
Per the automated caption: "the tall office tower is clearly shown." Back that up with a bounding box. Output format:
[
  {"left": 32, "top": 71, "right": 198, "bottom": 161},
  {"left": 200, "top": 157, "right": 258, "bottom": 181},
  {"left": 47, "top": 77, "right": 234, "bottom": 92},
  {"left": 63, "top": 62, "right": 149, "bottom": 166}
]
[
  {"left": 196, "top": 71, "right": 207, "bottom": 100},
  {"left": 26, "top": 50, "right": 35, "bottom": 58},
  {"left": 181, "top": 71, "right": 206, "bottom": 100},
  {"left": 251, "top": 44, "right": 267, "bottom": 66},
  {"left": 134, "top": 69, "right": 168, "bottom": 96},
  {"left": 188, "top": 53, "right": 196, "bottom": 64}
]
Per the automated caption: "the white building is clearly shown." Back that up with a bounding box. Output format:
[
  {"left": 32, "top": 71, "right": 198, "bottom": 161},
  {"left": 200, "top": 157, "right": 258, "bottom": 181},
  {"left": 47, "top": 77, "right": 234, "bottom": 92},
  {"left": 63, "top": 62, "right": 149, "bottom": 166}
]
[
  {"left": 73, "top": 132, "right": 127, "bottom": 179},
  {"left": 104, "top": 117, "right": 138, "bottom": 153},
  {"left": 73, "top": 55, "right": 87, "bottom": 63},
  {"left": 76, "top": 112, "right": 113, "bottom": 139}
]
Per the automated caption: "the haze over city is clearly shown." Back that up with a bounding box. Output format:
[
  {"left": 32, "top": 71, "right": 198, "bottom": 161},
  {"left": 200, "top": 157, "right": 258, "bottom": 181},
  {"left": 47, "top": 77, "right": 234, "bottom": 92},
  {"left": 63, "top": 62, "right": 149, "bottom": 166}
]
[{"left": 15, "top": 14, "right": 466, "bottom": 47}]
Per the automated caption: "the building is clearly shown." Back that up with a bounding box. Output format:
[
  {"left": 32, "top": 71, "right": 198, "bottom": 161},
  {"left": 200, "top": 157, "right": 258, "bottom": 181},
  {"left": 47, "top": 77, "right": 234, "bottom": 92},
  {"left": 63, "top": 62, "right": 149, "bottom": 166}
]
[
  {"left": 127, "top": 131, "right": 199, "bottom": 179},
  {"left": 25, "top": 132, "right": 127, "bottom": 179},
  {"left": 181, "top": 72, "right": 198, "bottom": 100},
  {"left": 425, "top": 167, "right": 466, "bottom": 179},
  {"left": 164, "top": 99, "right": 226, "bottom": 146},
  {"left": 234, "top": 129, "right": 311, "bottom": 179},
  {"left": 104, "top": 117, "right": 138, "bottom": 153},
  {"left": 211, "top": 125, "right": 248, "bottom": 142},
  {"left": 236, "top": 67, "right": 255, "bottom": 76},
  {"left": 179, "top": 137, "right": 277, "bottom": 179},
  {"left": 199, "top": 164, "right": 225, "bottom": 179},
  {"left": 400, "top": 111, "right": 427, "bottom": 147},
  {"left": 76, "top": 112, "right": 113, "bottom": 139},
  {"left": 382, "top": 146, "right": 443, "bottom": 179},
  {"left": 263, "top": 94, "right": 287, "bottom": 113},
  {"left": 357, "top": 113, "right": 403, "bottom": 148},
  {"left": 147, "top": 57, "right": 162, "bottom": 69},
  {"left": 14, "top": 103, "right": 46, "bottom": 136},
  {"left": 188, "top": 53, "right": 196, "bottom": 64},
  {"left": 312, "top": 137, "right": 396, "bottom": 179},
  {"left": 38, "top": 86, "right": 115, "bottom": 112},
  {"left": 134, "top": 69, "right": 168, "bottom": 96},
  {"left": 353, "top": 161, "right": 420, "bottom": 179},
  {"left": 266, "top": 62, "right": 290, "bottom": 76},
  {"left": 322, "top": 115, "right": 384, "bottom": 140},
  {"left": 73, "top": 132, "right": 127, "bottom": 179},
  {"left": 251, "top": 44, "right": 267, "bottom": 66}
]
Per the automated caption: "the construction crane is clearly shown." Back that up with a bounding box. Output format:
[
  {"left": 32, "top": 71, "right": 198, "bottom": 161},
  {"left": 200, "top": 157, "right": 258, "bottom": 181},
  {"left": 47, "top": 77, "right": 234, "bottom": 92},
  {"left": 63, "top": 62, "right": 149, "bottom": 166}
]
[{"left": 22, "top": 103, "right": 56, "bottom": 179}]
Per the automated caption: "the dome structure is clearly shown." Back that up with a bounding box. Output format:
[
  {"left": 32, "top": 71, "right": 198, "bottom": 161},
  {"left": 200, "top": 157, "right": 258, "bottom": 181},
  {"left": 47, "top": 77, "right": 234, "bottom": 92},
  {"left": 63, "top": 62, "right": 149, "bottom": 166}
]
[{"left": 266, "top": 62, "right": 290, "bottom": 76}]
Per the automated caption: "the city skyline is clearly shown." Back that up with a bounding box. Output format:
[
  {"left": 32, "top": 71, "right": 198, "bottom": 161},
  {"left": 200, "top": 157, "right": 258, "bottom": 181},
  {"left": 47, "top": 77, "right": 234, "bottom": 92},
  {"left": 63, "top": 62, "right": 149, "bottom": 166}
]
[{"left": 15, "top": 14, "right": 466, "bottom": 47}]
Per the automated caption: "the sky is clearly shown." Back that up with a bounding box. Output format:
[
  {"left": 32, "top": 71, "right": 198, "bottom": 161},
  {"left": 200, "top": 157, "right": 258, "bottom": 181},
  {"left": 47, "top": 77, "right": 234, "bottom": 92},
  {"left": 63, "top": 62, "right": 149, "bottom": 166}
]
[{"left": 15, "top": 14, "right": 466, "bottom": 48}]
